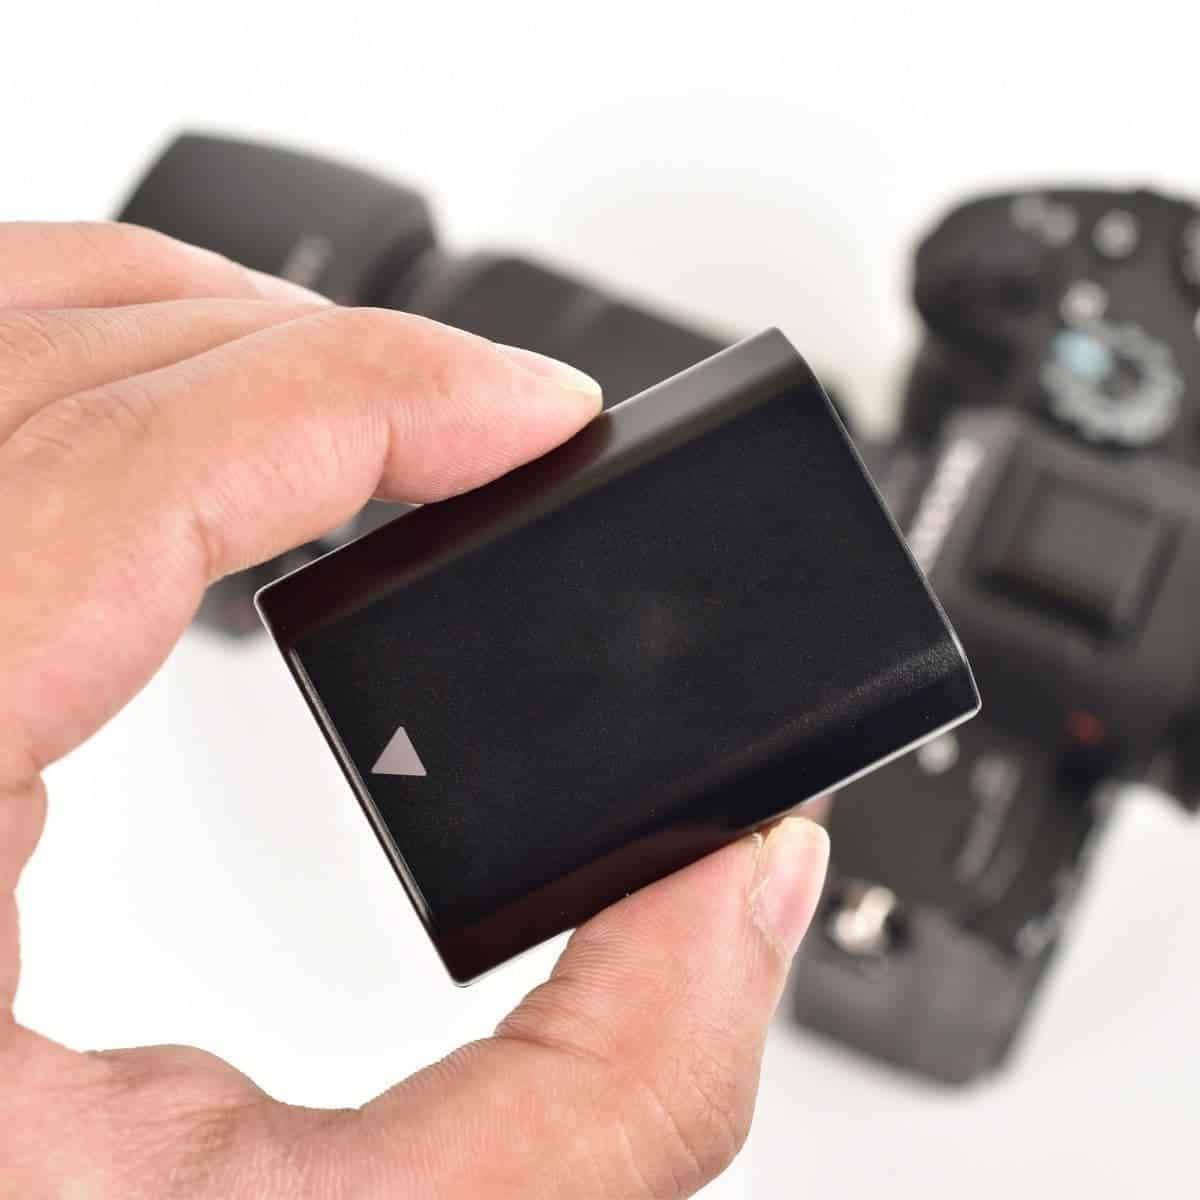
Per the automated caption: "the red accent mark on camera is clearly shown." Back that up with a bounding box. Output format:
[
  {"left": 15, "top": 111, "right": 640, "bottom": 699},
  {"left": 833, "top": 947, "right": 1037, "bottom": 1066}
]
[{"left": 1067, "top": 710, "right": 1107, "bottom": 748}]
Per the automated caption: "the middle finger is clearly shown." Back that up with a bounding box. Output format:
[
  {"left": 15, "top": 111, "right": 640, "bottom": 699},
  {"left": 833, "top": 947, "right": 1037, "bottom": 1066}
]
[{"left": 0, "top": 299, "right": 326, "bottom": 444}]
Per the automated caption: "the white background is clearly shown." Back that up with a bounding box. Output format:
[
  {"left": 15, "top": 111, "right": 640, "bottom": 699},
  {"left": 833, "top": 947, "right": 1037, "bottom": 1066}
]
[{"left": 5, "top": 3, "right": 1200, "bottom": 1195}]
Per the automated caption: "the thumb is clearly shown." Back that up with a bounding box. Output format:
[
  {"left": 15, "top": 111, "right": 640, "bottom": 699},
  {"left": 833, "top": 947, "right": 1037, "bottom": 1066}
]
[{"left": 335, "top": 816, "right": 830, "bottom": 1199}]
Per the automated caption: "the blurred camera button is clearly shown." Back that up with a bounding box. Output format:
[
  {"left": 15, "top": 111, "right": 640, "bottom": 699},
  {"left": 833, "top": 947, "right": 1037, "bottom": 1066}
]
[
  {"left": 916, "top": 733, "right": 960, "bottom": 775},
  {"left": 976, "top": 464, "right": 1172, "bottom": 637},
  {"left": 1092, "top": 209, "right": 1140, "bottom": 260},
  {"left": 825, "top": 882, "right": 903, "bottom": 958},
  {"left": 1060, "top": 280, "right": 1108, "bottom": 324},
  {"left": 1011, "top": 194, "right": 1078, "bottom": 246}
]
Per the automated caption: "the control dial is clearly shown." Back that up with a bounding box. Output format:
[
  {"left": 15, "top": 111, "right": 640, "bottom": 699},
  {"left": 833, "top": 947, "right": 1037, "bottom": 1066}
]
[{"left": 1040, "top": 316, "right": 1184, "bottom": 446}]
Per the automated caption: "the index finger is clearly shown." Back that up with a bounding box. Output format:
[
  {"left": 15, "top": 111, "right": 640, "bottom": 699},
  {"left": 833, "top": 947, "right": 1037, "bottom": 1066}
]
[{"left": 0, "top": 308, "right": 602, "bottom": 778}]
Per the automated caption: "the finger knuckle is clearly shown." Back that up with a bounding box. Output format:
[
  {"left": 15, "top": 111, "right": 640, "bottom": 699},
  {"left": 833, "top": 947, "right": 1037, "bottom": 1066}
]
[
  {"left": 76, "top": 218, "right": 164, "bottom": 254},
  {"left": 73, "top": 221, "right": 236, "bottom": 299},
  {"left": 307, "top": 303, "right": 399, "bottom": 345},
  {"left": 0, "top": 309, "right": 63, "bottom": 380},
  {"left": 283, "top": 307, "right": 405, "bottom": 397},
  {"left": 628, "top": 1040, "right": 755, "bottom": 1196},
  {"left": 64, "top": 379, "right": 158, "bottom": 447},
  {"left": 88, "top": 1046, "right": 307, "bottom": 1199},
  {"left": 78, "top": 219, "right": 171, "bottom": 259},
  {"left": 301, "top": 306, "right": 441, "bottom": 381},
  {"left": 291, "top": 307, "right": 461, "bottom": 495},
  {"left": 314, "top": 308, "right": 511, "bottom": 501},
  {"left": 0, "top": 306, "right": 119, "bottom": 381},
  {"left": 75, "top": 219, "right": 172, "bottom": 268},
  {"left": 9, "top": 377, "right": 158, "bottom": 469}
]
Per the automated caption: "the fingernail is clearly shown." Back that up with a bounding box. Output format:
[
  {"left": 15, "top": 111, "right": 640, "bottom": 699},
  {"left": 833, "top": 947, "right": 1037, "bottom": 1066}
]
[
  {"left": 244, "top": 268, "right": 331, "bottom": 305},
  {"left": 749, "top": 818, "right": 830, "bottom": 960},
  {"left": 496, "top": 344, "right": 603, "bottom": 405}
]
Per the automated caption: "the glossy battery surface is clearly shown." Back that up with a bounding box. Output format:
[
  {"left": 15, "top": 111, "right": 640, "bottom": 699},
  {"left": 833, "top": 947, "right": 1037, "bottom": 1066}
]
[{"left": 258, "top": 329, "right": 978, "bottom": 981}]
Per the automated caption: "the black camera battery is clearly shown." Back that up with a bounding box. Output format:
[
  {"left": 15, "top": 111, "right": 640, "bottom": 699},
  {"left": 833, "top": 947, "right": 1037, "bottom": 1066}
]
[{"left": 257, "top": 329, "right": 978, "bottom": 981}]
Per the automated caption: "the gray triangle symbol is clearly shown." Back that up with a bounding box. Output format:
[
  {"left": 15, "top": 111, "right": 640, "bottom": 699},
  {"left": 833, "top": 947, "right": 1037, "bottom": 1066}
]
[{"left": 371, "top": 725, "right": 427, "bottom": 777}]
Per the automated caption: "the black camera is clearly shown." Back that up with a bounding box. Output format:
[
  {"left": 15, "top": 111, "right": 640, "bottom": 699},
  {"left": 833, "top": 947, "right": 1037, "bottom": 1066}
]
[
  {"left": 792, "top": 189, "right": 1200, "bottom": 1082},
  {"left": 118, "top": 136, "right": 1200, "bottom": 1080}
]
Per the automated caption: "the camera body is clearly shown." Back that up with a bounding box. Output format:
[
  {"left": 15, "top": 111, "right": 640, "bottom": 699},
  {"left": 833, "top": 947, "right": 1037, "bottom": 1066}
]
[
  {"left": 792, "top": 188, "right": 1200, "bottom": 1082},
  {"left": 119, "top": 137, "right": 1200, "bottom": 1080}
]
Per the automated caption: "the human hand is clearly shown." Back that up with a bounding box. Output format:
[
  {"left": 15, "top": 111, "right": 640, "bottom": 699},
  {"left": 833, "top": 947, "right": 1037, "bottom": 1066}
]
[{"left": 0, "top": 222, "right": 830, "bottom": 1198}]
